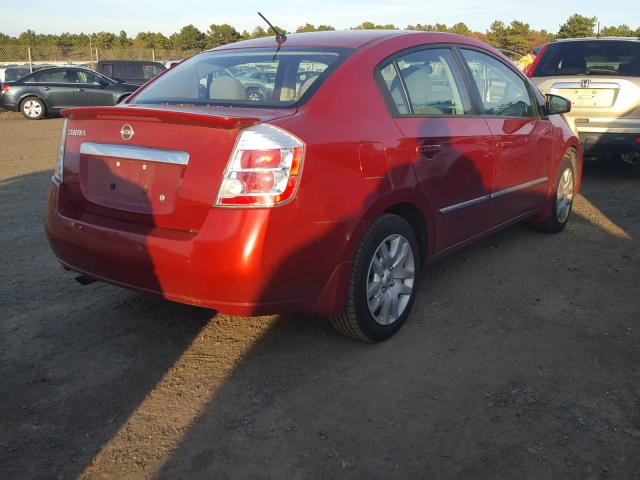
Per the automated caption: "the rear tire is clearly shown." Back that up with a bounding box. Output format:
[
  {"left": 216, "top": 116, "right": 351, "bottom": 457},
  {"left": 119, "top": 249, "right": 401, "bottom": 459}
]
[
  {"left": 20, "top": 97, "right": 46, "bottom": 120},
  {"left": 528, "top": 151, "right": 576, "bottom": 233},
  {"left": 331, "top": 214, "right": 420, "bottom": 342}
]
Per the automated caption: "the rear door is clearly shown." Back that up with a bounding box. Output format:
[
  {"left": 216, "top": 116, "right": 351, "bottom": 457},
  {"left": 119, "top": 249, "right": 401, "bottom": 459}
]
[
  {"left": 116, "top": 63, "right": 143, "bottom": 85},
  {"left": 459, "top": 48, "right": 552, "bottom": 226},
  {"left": 25, "top": 69, "right": 76, "bottom": 109},
  {"left": 379, "top": 46, "right": 495, "bottom": 253}
]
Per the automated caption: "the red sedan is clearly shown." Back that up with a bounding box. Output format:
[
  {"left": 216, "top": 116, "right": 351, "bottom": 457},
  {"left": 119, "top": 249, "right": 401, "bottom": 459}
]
[{"left": 46, "top": 30, "right": 582, "bottom": 342}]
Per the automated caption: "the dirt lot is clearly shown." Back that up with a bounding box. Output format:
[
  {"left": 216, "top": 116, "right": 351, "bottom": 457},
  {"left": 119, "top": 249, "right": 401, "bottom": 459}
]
[{"left": 1, "top": 112, "right": 639, "bottom": 479}]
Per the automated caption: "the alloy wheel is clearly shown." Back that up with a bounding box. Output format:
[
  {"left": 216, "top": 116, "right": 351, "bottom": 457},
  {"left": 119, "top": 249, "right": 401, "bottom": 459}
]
[
  {"left": 23, "top": 100, "right": 42, "bottom": 118},
  {"left": 556, "top": 167, "right": 574, "bottom": 223},
  {"left": 366, "top": 234, "right": 415, "bottom": 325}
]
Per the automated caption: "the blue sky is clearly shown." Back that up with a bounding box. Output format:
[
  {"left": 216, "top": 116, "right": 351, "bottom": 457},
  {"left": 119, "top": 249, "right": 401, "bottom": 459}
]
[{"left": 2, "top": 0, "right": 638, "bottom": 36}]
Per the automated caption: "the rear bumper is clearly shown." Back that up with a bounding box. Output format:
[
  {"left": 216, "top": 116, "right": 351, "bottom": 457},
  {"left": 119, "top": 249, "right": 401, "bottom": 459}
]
[
  {"left": 45, "top": 183, "right": 351, "bottom": 317},
  {"left": 579, "top": 132, "right": 640, "bottom": 158}
]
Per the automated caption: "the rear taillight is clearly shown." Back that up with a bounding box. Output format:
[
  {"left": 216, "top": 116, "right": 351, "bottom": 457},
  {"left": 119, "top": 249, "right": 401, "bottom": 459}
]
[
  {"left": 53, "top": 119, "right": 68, "bottom": 183},
  {"left": 527, "top": 44, "right": 548, "bottom": 77},
  {"left": 216, "top": 124, "right": 304, "bottom": 207},
  {"left": 1, "top": 85, "right": 11, "bottom": 93}
]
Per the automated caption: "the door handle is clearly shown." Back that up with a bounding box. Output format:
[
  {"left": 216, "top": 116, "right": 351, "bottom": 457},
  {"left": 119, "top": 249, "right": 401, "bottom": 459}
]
[
  {"left": 43, "top": 87, "right": 50, "bottom": 91},
  {"left": 416, "top": 144, "right": 442, "bottom": 158},
  {"left": 76, "top": 88, "right": 84, "bottom": 92},
  {"left": 495, "top": 141, "right": 514, "bottom": 148}
]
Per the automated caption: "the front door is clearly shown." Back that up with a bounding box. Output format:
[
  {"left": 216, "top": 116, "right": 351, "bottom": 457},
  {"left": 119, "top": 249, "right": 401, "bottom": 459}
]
[
  {"left": 459, "top": 48, "right": 552, "bottom": 227},
  {"left": 72, "top": 70, "right": 115, "bottom": 106}
]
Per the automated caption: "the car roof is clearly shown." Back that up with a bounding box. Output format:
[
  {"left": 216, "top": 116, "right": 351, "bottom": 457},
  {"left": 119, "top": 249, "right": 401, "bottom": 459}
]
[
  {"left": 553, "top": 36, "right": 640, "bottom": 43},
  {"left": 211, "top": 30, "right": 405, "bottom": 50}
]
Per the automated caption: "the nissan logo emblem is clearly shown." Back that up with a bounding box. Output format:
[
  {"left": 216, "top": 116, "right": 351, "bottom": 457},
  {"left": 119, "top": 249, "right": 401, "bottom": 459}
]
[{"left": 120, "top": 124, "right": 134, "bottom": 141}]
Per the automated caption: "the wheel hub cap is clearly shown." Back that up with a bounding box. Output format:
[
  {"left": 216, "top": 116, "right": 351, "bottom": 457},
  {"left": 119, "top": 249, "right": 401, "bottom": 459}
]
[
  {"left": 366, "top": 234, "right": 415, "bottom": 326},
  {"left": 556, "top": 167, "right": 574, "bottom": 224}
]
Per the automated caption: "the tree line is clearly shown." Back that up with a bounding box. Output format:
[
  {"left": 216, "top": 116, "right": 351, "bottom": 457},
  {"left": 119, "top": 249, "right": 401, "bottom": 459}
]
[{"left": 1, "top": 14, "right": 638, "bottom": 53}]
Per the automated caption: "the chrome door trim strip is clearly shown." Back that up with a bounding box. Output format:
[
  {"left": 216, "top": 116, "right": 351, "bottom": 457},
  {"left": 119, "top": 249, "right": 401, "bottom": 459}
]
[
  {"left": 439, "top": 177, "right": 548, "bottom": 214},
  {"left": 490, "top": 177, "right": 548, "bottom": 199},
  {"left": 80, "top": 142, "right": 189, "bottom": 165},
  {"left": 439, "top": 195, "right": 490, "bottom": 214}
]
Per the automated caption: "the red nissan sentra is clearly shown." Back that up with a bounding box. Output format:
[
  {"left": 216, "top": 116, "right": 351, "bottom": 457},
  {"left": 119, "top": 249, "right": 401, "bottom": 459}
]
[{"left": 46, "top": 30, "right": 582, "bottom": 342}]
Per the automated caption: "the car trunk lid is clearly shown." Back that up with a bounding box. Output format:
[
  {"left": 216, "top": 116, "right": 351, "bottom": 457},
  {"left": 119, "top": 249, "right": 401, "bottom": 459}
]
[{"left": 60, "top": 104, "right": 296, "bottom": 232}]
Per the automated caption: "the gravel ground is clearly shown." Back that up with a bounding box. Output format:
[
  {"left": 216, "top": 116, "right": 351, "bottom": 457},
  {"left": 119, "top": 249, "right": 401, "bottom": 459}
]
[{"left": 1, "top": 113, "right": 639, "bottom": 479}]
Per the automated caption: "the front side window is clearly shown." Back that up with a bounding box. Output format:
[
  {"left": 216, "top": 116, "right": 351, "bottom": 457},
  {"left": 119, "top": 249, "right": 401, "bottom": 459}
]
[
  {"left": 75, "top": 70, "right": 102, "bottom": 84},
  {"left": 132, "top": 47, "right": 351, "bottom": 108},
  {"left": 461, "top": 49, "right": 534, "bottom": 117}
]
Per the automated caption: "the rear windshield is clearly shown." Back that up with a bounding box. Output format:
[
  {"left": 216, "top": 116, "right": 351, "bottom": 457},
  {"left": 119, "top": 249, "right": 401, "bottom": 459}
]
[
  {"left": 132, "top": 47, "right": 352, "bottom": 108},
  {"left": 533, "top": 40, "right": 640, "bottom": 77}
]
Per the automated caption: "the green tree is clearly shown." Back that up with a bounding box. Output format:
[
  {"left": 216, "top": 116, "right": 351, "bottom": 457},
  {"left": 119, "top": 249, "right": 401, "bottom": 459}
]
[
  {"left": 353, "top": 21, "right": 398, "bottom": 30},
  {"left": 94, "top": 31, "right": 117, "bottom": 49},
  {"left": 207, "top": 23, "right": 242, "bottom": 47},
  {"left": 295, "top": 23, "right": 335, "bottom": 33},
  {"left": 486, "top": 21, "right": 509, "bottom": 48},
  {"left": 505, "top": 20, "right": 531, "bottom": 52},
  {"left": 449, "top": 22, "right": 471, "bottom": 36},
  {"left": 296, "top": 23, "right": 317, "bottom": 33},
  {"left": 557, "top": 14, "right": 596, "bottom": 38},
  {"left": 249, "top": 26, "right": 269, "bottom": 38},
  {"left": 600, "top": 24, "right": 635, "bottom": 36},
  {"left": 170, "top": 24, "right": 205, "bottom": 50},
  {"left": 115, "top": 30, "right": 132, "bottom": 49}
]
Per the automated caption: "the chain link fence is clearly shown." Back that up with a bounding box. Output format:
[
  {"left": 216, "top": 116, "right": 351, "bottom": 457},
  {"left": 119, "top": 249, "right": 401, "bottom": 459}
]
[{"left": 0, "top": 44, "right": 199, "bottom": 69}]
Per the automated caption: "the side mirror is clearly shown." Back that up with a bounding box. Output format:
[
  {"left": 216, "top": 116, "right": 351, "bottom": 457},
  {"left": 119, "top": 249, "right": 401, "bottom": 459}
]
[
  {"left": 545, "top": 94, "right": 571, "bottom": 115},
  {"left": 99, "top": 79, "right": 110, "bottom": 86}
]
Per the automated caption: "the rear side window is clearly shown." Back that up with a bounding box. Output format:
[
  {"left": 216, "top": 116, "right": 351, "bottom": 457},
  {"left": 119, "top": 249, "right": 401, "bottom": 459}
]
[
  {"left": 378, "top": 63, "right": 410, "bottom": 114},
  {"left": 27, "top": 70, "right": 67, "bottom": 83},
  {"left": 117, "top": 63, "right": 141, "bottom": 79},
  {"left": 379, "top": 48, "right": 471, "bottom": 116},
  {"left": 533, "top": 41, "right": 640, "bottom": 77},
  {"left": 461, "top": 49, "right": 534, "bottom": 118},
  {"left": 101, "top": 64, "right": 114, "bottom": 77},
  {"left": 132, "top": 47, "right": 352, "bottom": 108}
]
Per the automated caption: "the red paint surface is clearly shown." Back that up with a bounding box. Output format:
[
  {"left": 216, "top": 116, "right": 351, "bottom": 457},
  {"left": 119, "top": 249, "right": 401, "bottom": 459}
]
[{"left": 46, "top": 32, "right": 582, "bottom": 316}]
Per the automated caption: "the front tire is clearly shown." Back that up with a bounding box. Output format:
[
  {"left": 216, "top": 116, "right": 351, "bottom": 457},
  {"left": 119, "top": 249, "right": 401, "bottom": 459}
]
[
  {"left": 20, "top": 97, "right": 46, "bottom": 120},
  {"left": 331, "top": 214, "right": 420, "bottom": 342},
  {"left": 529, "top": 151, "right": 576, "bottom": 233}
]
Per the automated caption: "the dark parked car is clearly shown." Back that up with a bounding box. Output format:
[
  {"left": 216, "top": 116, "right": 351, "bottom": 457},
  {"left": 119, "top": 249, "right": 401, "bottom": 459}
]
[
  {"left": 0, "top": 67, "right": 138, "bottom": 119},
  {"left": 96, "top": 60, "right": 166, "bottom": 86}
]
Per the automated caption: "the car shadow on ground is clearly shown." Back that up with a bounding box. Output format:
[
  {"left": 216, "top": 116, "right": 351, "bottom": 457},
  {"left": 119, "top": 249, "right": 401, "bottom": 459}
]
[
  {"left": 0, "top": 169, "right": 213, "bottom": 478},
  {"left": 2, "top": 156, "right": 639, "bottom": 479}
]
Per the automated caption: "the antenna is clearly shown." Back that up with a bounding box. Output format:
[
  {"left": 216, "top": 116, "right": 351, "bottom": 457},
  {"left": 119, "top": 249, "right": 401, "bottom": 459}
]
[{"left": 258, "top": 12, "right": 287, "bottom": 45}]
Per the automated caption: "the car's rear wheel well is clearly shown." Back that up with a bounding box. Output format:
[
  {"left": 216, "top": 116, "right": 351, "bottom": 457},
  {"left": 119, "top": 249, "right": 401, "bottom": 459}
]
[{"left": 384, "top": 202, "right": 427, "bottom": 263}]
